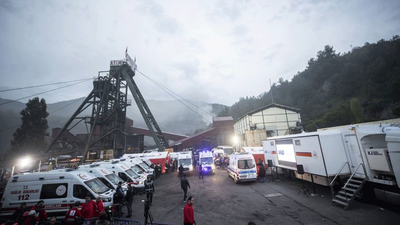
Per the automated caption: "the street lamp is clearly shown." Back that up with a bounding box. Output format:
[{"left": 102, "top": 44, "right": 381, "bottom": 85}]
[
  {"left": 232, "top": 136, "right": 239, "bottom": 152},
  {"left": 11, "top": 156, "right": 31, "bottom": 176}
]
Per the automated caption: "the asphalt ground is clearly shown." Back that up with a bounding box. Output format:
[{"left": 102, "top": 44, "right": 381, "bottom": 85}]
[{"left": 123, "top": 168, "right": 400, "bottom": 225}]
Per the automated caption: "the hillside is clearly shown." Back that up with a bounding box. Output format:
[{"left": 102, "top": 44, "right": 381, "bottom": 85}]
[
  {"left": 226, "top": 36, "right": 400, "bottom": 131},
  {"left": 0, "top": 98, "right": 225, "bottom": 155}
]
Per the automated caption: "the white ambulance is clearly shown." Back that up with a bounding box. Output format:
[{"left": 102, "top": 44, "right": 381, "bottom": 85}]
[
  {"left": 199, "top": 150, "right": 215, "bottom": 175},
  {"left": 77, "top": 164, "right": 127, "bottom": 191},
  {"left": 0, "top": 169, "right": 114, "bottom": 216},
  {"left": 95, "top": 160, "right": 145, "bottom": 194},
  {"left": 177, "top": 151, "right": 193, "bottom": 174},
  {"left": 227, "top": 152, "right": 257, "bottom": 184}
]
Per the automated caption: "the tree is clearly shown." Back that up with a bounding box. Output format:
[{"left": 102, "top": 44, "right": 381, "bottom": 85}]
[
  {"left": 350, "top": 98, "right": 365, "bottom": 123},
  {"left": 7, "top": 97, "right": 49, "bottom": 159}
]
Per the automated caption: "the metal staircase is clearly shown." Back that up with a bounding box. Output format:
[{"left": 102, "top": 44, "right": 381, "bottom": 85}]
[{"left": 330, "top": 163, "right": 367, "bottom": 210}]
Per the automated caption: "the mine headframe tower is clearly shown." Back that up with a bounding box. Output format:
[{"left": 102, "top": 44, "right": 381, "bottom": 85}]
[{"left": 45, "top": 52, "right": 169, "bottom": 163}]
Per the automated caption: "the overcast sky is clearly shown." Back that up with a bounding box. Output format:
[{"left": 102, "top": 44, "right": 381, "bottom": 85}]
[{"left": 1, "top": 0, "right": 399, "bottom": 106}]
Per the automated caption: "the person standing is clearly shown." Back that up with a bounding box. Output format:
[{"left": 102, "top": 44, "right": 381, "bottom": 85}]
[
  {"left": 180, "top": 174, "right": 191, "bottom": 202},
  {"left": 258, "top": 164, "right": 266, "bottom": 183},
  {"left": 113, "top": 182, "right": 125, "bottom": 218},
  {"left": 95, "top": 196, "right": 104, "bottom": 218},
  {"left": 24, "top": 210, "right": 36, "bottom": 225},
  {"left": 144, "top": 176, "right": 155, "bottom": 206},
  {"left": 34, "top": 202, "right": 48, "bottom": 223},
  {"left": 178, "top": 164, "right": 184, "bottom": 178},
  {"left": 183, "top": 196, "right": 195, "bottom": 225},
  {"left": 64, "top": 201, "right": 82, "bottom": 225},
  {"left": 12, "top": 202, "right": 29, "bottom": 225},
  {"left": 198, "top": 164, "right": 203, "bottom": 179},
  {"left": 81, "top": 194, "right": 96, "bottom": 221},
  {"left": 125, "top": 184, "right": 135, "bottom": 218}
]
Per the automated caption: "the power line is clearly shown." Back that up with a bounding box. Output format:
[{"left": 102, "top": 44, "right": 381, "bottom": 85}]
[
  {"left": 0, "top": 78, "right": 92, "bottom": 92},
  {"left": 136, "top": 69, "right": 214, "bottom": 124},
  {"left": 0, "top": 96, "right": 84, "bottom": 135},
  {"left": 0, "top": 79, "right": 89, "bottom": 106}
]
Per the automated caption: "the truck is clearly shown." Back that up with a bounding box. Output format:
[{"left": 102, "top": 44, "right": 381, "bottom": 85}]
[
  {"left": 199, "top": 150, "right": 215, "bottom": 175},
  {"left": 262, "top": 123, "right": 400, "bottom": 209},
  {"left": 177, "top": 151, "right": 193, "bottom": 174}
]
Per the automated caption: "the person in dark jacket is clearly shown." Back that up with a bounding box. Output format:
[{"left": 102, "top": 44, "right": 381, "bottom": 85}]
[
  {"left": 198, "top": 164, "right": 203, "bottom": 179},
  {"left": 181, "top": 175, "right": 191, "bottom": 202},
  {"left": 125, "top": 184, "right": 135, "bottom": 218},
  {"left": 144, "top": 176, "right": 155, "bottom": 206},
  {"left": 113, "top": 182, "right": 125, "bottom": 218},
  {"left": 12, "top": 202, "right": 29, "bottom": 225},
  {"left": 258, "top": 164, "right": 266, "bottom": 183},
  {"left": 178, "top": 164, "right": 184, "bottom": 178}
]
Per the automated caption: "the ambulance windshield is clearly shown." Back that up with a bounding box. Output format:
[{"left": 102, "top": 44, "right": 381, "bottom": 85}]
[
  {"left": 105, "top": 173, "right": 124, "bottom": 185},
  {"left": 84, "top": 178, "right": 110, "bottom": 194},
  {"left": 178, "top": 158, "right": 191, "bottom": 166},
  {"left": 139, "top": 162, "right": 150, "bottom": 170},
  {"left": 200, "top": 157, "right": 213, "bottom": 164},
  {"left": 131, "top": 165, "right": 144, "bottom": 174},
  {"left": 125, "top": 169, "right": 140, "bottom": 179},
  {"left": 238, "top": 159, "right": 255, "bottom": 169}
]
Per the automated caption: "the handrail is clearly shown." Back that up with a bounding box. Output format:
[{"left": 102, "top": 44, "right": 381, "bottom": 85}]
[
  {"left": 330, "top": 162, "right": 351, "bottom": 199},
  {"left": 341, "top": 163, "right": 364, "bottom": 202}
]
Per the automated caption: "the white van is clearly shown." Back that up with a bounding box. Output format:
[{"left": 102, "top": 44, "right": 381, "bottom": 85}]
[
  {"left": 199, "top": 150, "right": 215, "bottom": 175},
  {"left": 120, "top": 158, "right": 150, "bottom": 179},
  {"left": 177, "top": 151, "right": 193, "bottom": 174},
  {"left": 77, "top": 164, "right": 127, "bottom": 191},
  {"left": 122, "top": 158, "right": 155, "bottom": 178},
  {"left": 0, "top": 169, "right": 114, "bottom": 216},
  {"left": 96, "top": 160, "right": 145, "bottom": 193},
  {"left": 227, "top": 153, "right": 257, "bottom": 184}
]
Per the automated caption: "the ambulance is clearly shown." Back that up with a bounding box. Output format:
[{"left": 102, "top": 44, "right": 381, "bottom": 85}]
[
  {"left": 227, "top": 152, "right": 257, "bottom": 184},
  {"left": 177, "top": 151, "right": 193, "bottom": 174},
  {"left": 95, "top": 160, "right": 145, "bottom": 194},
  {"left": 120, "top": 158, "right": 152, "bottom": 179},
  {"left": 199, "top": 150, "right": 215, "bottom": 175},
  {"left": 77, "top": 164, "right": 127, "bottom": 191},
  {"left": 0, "top": 169, "right": 114, "bottom": 217}
]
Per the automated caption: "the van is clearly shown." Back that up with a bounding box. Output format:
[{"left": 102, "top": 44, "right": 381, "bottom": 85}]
[
  {"left": 95, "top": 160, "right": 145, "bottom": 194},
  {"left": 120, "top": 158, "right": 150, "bottom": 179},
  {"left": 77, "top": 164, "right": 127, "bottom": 191},
  {"left": 123, "top": 158, "right": 155, "bottom": 178},
  {"left": 177, "top": 151, "right": 193, "bottom": 174},
  {"left": 199, "top": 150, "right": 215, "bottom": 175},
  {"left": 227, "top": 153, "right": 257, "bottom": 184},
  {"left": 0, "top": 169, "right": 114, "bottom": 217}
]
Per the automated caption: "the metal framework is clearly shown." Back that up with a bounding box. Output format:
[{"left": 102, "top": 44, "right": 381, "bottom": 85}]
[{"left": 46, "top": 53, "right": 168, "bottom": 163}]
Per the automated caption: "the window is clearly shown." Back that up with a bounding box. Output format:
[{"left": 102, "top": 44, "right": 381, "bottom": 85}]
[
  {"left": 118, "top": 172, "right": 128, "bottom": 181},
  {"left": 40, "top": 183, "right": 68, "bottom": 199},
  {"left": 98, "top": 177, "right": 114, "bottom": 189},
  {"left": 238, "top": 159, "right": 255, "bottom": 169},
  {"left": 73, "top": 185, "right": 91, "bottom": 200}
]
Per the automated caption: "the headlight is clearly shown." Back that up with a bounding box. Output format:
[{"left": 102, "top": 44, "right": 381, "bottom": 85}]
[
  {"left": 189, "top": 165, "right": 193, "bottom": 171},
  {"left": 102, "top": 198, "right": 112, "bottom": 202},
  {"left": 211, "top": 164, "right": 215, "bottom": 169}
]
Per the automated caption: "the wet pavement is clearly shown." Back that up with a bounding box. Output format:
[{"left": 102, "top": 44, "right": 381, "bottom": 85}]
[{"left": 123, "top": 168, "right": 400, "bottom": 225}]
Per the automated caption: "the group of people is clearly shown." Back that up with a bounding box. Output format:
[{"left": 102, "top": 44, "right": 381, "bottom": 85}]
[
  {"left": 64, "top": 194, "right": 108, "bottom": 225},
  {"left": 11, "top": 201, "right": 48, "bottom": 225}
]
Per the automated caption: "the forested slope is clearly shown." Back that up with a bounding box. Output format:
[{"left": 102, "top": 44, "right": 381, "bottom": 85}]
[{"left": 225, "top": 36, "right": 400, "bottom": 131}]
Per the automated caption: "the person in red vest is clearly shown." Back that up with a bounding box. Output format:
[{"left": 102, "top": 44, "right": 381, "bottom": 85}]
[
  {"left": 81, "top": 194, "right": 96, "bottom": 221},
  {"left": 94, "top": 196, "right": 104, "bottom": 218},
  {"left": 64, "top": 201, "right": 82, "bottom": 225},
  {"left": 33, "top": 202, "right": 47, "bottom": 223}
]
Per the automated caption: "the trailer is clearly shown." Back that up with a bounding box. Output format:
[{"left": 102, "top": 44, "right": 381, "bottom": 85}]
[{"left": 262, "top": 123, "right": 400, "bottom": 209}]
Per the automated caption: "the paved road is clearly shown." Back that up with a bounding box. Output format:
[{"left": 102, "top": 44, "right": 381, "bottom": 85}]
[{"left": 124, "top": 168, "right": 400, "bottom": 225}]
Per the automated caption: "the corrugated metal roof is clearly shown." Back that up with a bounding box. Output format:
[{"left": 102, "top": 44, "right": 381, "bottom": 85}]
[{"left": 213, "top": 116, "right": 234, "bottom": 121}]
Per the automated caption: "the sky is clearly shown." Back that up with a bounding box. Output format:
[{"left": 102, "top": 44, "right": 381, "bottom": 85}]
[{"left": 1, "top": 0, "right": 400, "bottom": 106}]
